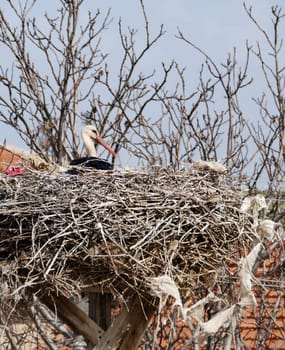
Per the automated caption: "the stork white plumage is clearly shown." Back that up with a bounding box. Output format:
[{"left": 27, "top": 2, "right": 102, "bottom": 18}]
[{"left": 69, "top": 125, "right": 116, "bottom": 171}]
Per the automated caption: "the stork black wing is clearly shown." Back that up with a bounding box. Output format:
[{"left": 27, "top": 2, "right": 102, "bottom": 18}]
[{"left": 70, "top": 156, "right": 113, "bottom": 170}]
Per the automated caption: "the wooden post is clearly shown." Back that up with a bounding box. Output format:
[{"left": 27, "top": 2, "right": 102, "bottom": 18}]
[
  {"left": 88, "top": 292, "right": 112, "bottom": 331},
  {"left": 41, "top": 291, "right": 158, "bottom": 350},
  {"left": 99, "top": 294, "right": 157, "bottom": 350}
]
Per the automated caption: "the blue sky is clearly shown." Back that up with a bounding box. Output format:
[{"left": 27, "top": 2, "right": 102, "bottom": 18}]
[{"left": 1, "top": 0, "right": 284, "bottom": 149}]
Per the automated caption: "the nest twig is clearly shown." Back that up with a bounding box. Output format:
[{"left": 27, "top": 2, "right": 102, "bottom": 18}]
[{"left": 0, "top": 167, "right": 253, "bottom": 304}]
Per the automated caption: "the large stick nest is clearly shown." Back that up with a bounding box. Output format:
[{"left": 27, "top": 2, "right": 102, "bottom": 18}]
[{"left": 0, "top": 166, "right": 253, "bottom": 303}]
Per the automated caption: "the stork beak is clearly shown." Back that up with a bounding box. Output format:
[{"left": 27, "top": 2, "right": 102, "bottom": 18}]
[{"left": 94, "top": 136, "right": 116, "bottom": 157}]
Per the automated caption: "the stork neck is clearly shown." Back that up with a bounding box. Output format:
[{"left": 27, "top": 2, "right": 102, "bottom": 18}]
[{"left": 83, "top": 137, "right": 97, "bottom": 157}]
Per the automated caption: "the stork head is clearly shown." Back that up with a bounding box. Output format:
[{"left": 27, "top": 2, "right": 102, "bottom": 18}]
[{"left": 82, "top": 125, "right": 116, "bottom": 157}]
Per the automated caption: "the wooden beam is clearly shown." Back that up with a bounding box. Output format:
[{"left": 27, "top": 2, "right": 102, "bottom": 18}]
[
  {"left": 99, "top": 294, "right": 157, "bottom": 350},
  {"left": 89, "top": 292, "right": 112, "bottom": 331},
  {"left": 41, "top": 292, "right": 104, "bottom": 346}
]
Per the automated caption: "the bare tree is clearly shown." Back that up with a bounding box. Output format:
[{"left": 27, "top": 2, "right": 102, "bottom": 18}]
[
  {"left": 243, "top": 4, "right": 285, "bottom": 216},
  {"left": 0, "top": 0, "right": 113, "bottom": 163}
]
